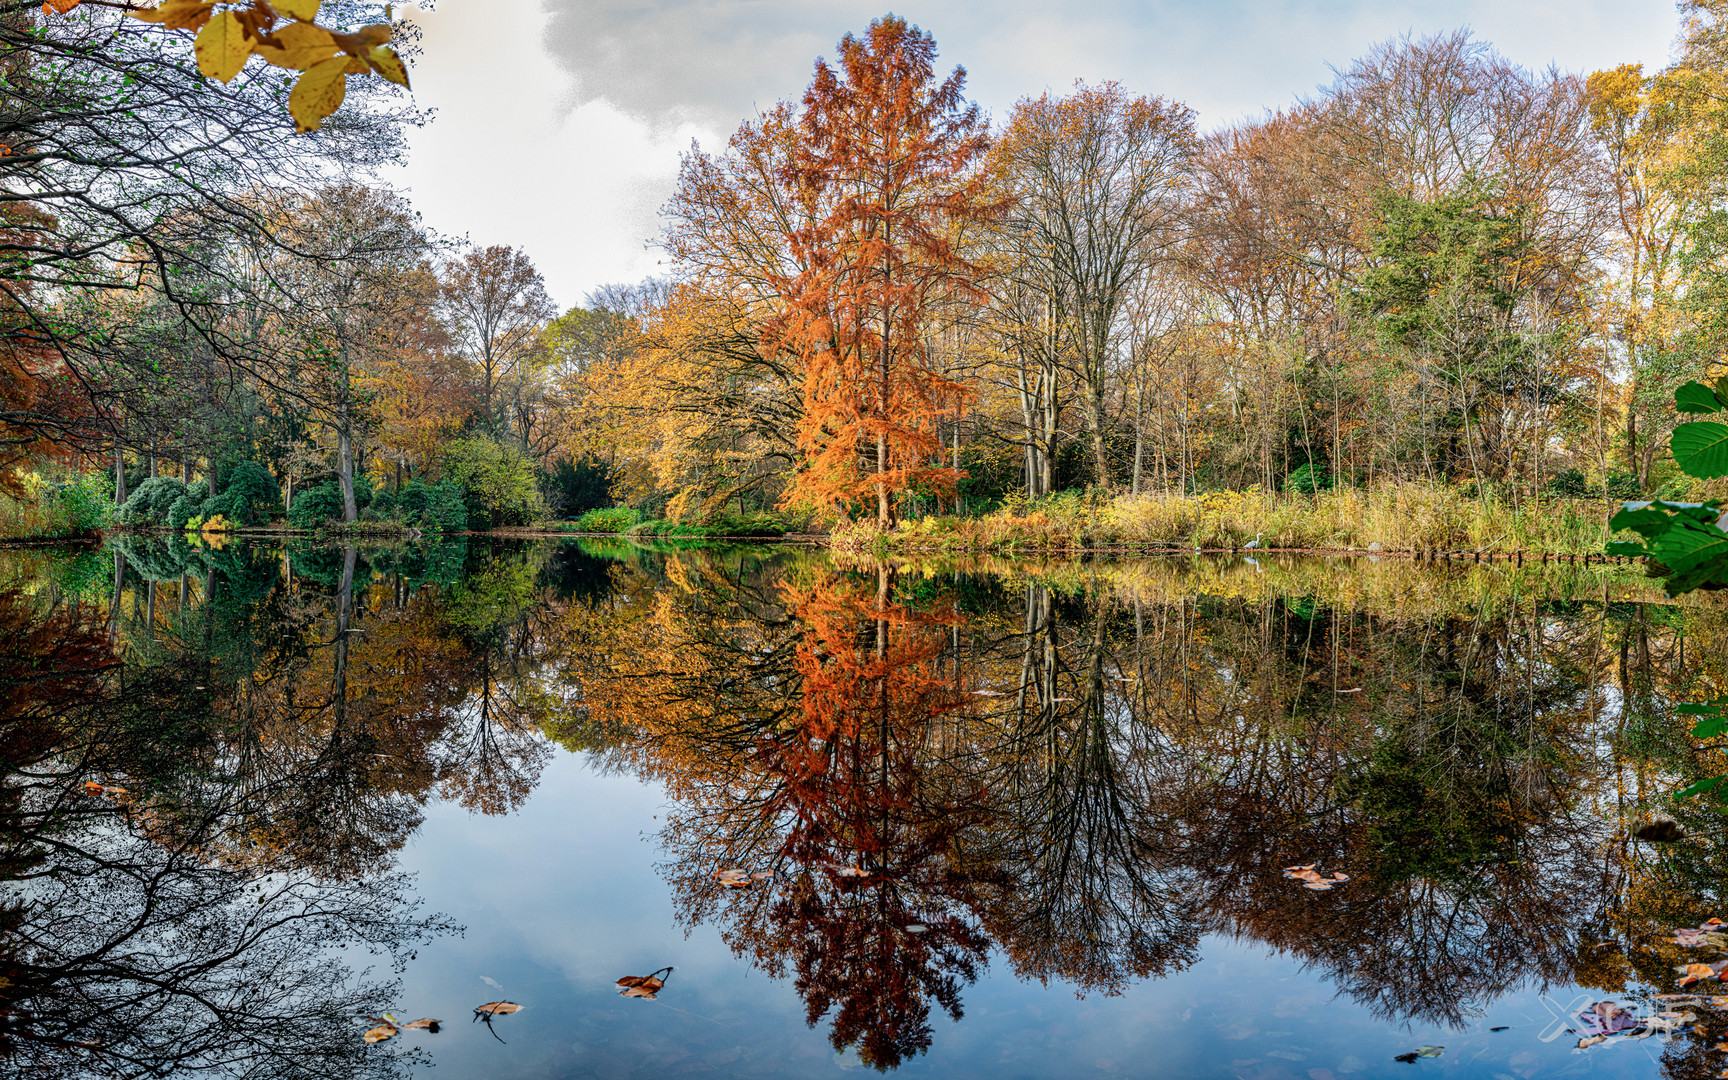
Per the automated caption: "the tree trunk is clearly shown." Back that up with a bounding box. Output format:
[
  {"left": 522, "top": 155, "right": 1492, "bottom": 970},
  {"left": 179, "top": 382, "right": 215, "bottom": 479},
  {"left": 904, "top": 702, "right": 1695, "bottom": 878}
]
[
  {"left": 337, "top": 419, "right": 358, "bottom": 523},
  {"left": 1082, "top": 383, "right": 1111, "bottom": 490},
  {"left": 113, "top": 447, "right": 127, "bottom": 505}
]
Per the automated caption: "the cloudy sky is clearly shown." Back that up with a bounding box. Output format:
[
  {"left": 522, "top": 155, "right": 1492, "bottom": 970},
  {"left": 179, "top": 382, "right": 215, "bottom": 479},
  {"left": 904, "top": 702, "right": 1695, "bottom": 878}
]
[{"left": 385, "top": 0, "right": 1681, "bottom": 310}]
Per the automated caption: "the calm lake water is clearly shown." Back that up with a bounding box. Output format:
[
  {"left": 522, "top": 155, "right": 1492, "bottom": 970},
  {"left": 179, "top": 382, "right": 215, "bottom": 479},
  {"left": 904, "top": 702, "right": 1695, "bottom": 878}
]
[{"left": 6, "top": 536, "right": 1728, "bottom": 1079}]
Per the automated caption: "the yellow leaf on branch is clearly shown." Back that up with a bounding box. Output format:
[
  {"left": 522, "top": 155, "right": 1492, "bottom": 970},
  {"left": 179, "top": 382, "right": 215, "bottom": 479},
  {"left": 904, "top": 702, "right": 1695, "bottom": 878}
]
[
  {"left": 366, "top": 45, "right": 409, "bottom": 88},
  {"left": 288, "top": 55, "right": 347, "bottom": 133},
  {"left": 40, "top": 0, "right": 81, "bottom": 15},
  {"left": 126, "top": 0, "right": 215, "bottom": 31},
  {"left": 254, "top": 21, "right": 339, "bottom": 71},
  {"left": 193, "top": 11, "right": 253, "bottom": 84},
  {"left": 271, "top": 0, "right": 320, "bottom": 20}
]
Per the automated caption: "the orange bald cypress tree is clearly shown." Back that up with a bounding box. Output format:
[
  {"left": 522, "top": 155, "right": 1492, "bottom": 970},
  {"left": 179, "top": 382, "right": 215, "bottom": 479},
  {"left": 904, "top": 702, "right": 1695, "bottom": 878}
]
[{"left": 769, "top": 17, "right": 998, "bottom": 526}]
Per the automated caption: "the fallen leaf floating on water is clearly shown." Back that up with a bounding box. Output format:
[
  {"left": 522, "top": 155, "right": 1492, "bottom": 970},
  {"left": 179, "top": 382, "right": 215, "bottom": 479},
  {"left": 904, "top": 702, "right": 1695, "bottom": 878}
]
[
  {"left": 1489, "top": 1026, "right": 1509, "bottom": 1032},
  {"left": 1679, "top": 963, "right": 1725, "bottom": 988},
  {"left": 616, "top": 967, "right": 673, "bottom": 1000},
  {"left": 1282, "top": 865, "right": 1350, "bottom": 890},
  {"left": 360, "top": 1015, "right": 399, "bottom": 1044},
  {"left": 712, "top": 868, "right": 773, "bottom": 889},
  {"left": 1676, "top": 918, "right": 1728, "bottom": 948},
  {"left": 471, "top": 1001, "right": 519, "bottom": 1044},
  {"left": 401, "top": 1018, "right": 440, "bottom": 1032},
  {"left": 1638, "top": 820, "right": 1689, "bottom": 842},
  {"left": 1575, "top": 1034, "right": 1606, "bottom": 1050},
  {"left": 81, "top": 781, "right": 127, "bottom": 797},
  {"left": 1393, "top": 1046, "right": 1443, "bottom": 1062}
]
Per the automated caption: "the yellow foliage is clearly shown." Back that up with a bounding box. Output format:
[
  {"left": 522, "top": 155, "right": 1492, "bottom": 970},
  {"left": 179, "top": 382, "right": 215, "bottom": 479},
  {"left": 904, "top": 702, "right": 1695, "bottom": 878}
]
[
  {"left": 193, "top": 11, "right": 251, "bottom": 83},
  {"left": 105, "top": 1, "right": 407, "bottom": 132}
]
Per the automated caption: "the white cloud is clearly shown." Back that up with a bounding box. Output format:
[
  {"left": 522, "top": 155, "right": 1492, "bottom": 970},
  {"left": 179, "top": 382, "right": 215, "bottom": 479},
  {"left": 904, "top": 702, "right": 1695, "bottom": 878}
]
[
  {"left": 388, "top": 0, "right": 1679, "bottom": 307},
  {"left": 388, "top": 1, "right": 716, "bottom": 310}
]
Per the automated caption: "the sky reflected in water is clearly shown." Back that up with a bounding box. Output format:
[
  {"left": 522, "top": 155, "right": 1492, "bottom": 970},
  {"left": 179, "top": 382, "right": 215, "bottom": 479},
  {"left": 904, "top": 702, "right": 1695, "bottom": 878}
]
[{"left": 2, "top": 537, "right": 1723, "bottom": 1079}]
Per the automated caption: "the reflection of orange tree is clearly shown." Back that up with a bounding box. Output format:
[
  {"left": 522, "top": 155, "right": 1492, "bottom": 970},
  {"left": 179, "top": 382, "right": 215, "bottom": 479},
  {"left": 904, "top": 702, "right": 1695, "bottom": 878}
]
[
  {"left": 565, "top": 553, "right": 1728, "bottom": 1045},
  {"left": 757, "top": 569, "right": 989, "bottom": 1068},
  {"left": 589, "top": 562, "right": 995, "bottom": 1068}
]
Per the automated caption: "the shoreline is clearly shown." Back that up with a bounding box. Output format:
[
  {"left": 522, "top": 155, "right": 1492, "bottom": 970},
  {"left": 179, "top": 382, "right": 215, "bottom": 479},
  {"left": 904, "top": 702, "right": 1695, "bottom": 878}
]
[{"left": 0, "top": 526, "right": 1649, "bottom": 568}]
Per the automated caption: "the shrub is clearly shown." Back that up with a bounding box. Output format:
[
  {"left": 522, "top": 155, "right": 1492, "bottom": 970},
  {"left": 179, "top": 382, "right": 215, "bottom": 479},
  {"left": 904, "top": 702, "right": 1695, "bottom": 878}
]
[
  {"left": 395, "top": 479, "right": 431, "bottom": 523},
  {"left": 385, "top": 478, "right": 466, "bottom": 532},
  {"left": 200, "top": 489, "right": 245, "bottom": 525},
  {"left": 287, "top": 481, "right": 344, "bottom": 529},
  {"left": 575, "top": 506, "right": 641, "bottom": 533},
  {"left": 441, "top": 437, "right": 546, "bottom": 528},
  {"left": 626, "top": 513, "right": 788, "bottom": 539},
  {"left": 201, "top": 513, "right": 232, "bottom": 533},
  {"left": 164, "top": 493, "right": 201, "bottom": 530},
  {"left": 220, "top": 460, "right": 283, "bottom": 525},
  {"left": 286, "top": 476, "right": 375, "bottom": 529},
  {"left": 117, "top": 476, "right": 189, "bottom": 526},
  {"left": 1285, "top": 463, "right": 1332, "bottom": 494},
  {"left": 1543, "top": 468, "right": 1590, "bottom": 497},
  {"left": 422, "top": 480, "right": 467, "bottom": 532},
  {"left": 55, "top": 472, "right": 112, "bottom": 532}
]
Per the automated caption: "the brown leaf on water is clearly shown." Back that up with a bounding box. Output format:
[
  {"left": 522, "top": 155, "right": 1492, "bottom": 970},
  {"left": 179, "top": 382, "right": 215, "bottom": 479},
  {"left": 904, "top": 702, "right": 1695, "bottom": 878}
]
[
  {"left": 616, "top": 968, "right": 671, "bottom": 999},
  {"left": 362, "top": 1024, "right": 397, "bottom": 1043},
  {"left": 1284, "top": 864, "right": 1348, "bottom": 889},
  {"left": 402, "top": 1018, "right": 440, "bottom": 1032},
  {"left": 1680, "top": 963, "right": 1718, "bottom": 988},
  {"left": 713, "top": 867, "right": 771, "bottom": 889},
  {"left": 473, "top": 1001, "right": 520, "bottom": 1016}
]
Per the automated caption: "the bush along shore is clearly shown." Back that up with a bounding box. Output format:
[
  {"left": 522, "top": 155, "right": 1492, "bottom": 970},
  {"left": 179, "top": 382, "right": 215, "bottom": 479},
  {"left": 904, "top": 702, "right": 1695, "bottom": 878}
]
[{"left": 826, "top": 484, "right": 1641, "bottom": 561}]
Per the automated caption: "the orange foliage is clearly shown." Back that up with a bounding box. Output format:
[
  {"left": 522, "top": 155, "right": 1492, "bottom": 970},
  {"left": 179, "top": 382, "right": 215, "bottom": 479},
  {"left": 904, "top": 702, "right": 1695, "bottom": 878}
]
[{"left": 767, "top": 17, "right": 999, "bottom": 524}]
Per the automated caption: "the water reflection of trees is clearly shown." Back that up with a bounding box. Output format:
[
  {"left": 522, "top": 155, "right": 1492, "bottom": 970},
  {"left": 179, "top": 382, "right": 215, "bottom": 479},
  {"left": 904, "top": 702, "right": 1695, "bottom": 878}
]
[
  {"left": 561, "top": 553, "right": 1728, "bottom": 1065},
  {"left": 0, "top": 581, "right": 452, "bottom": 1078},
  {"left": 0, "top": 536, "right": 594, "bottom": 1076}
]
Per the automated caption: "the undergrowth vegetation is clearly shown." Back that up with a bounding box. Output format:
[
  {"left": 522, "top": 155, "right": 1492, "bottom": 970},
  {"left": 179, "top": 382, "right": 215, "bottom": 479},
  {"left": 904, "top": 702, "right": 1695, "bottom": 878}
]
[
  {"left": 0, "top": 472, "right": 111, "bottom": 541},
  {"left": 833, "top": 484, "right": 1625, "bottom": 555}
]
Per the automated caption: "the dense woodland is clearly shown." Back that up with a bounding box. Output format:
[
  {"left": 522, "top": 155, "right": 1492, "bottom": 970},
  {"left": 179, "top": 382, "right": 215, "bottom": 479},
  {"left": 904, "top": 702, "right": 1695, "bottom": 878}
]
[{"left": 5, "top": 4, "right": 1728, "bottom": 541}]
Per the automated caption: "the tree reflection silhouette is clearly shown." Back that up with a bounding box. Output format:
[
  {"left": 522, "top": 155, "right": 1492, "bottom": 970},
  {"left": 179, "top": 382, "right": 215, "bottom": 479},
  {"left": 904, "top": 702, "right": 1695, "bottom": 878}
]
[
  {"left": 561, "top": 553, "right": 1728, "bottom": 1062},
  {"left": 0, "top": 580, "right": 453, "bottom": 1078}
]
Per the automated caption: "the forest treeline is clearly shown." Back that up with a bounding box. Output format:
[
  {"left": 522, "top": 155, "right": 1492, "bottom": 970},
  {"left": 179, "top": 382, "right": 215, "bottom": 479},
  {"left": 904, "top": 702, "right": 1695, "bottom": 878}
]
[{"left": 5, "top": 4, "right": 1728, "bottom": 541}]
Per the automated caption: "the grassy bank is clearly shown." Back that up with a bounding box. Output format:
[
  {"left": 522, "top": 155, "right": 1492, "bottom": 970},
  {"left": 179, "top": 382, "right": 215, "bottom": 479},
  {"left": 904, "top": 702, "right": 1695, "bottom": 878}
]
[{"left": 833, "top": 484, "right": 1626, "bottom": 556}]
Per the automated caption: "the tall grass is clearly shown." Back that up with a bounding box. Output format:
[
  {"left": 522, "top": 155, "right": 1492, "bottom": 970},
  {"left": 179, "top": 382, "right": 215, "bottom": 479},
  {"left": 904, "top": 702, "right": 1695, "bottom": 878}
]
[{"left": 836, "top": 483, "right": 1622, "bottom": 556}]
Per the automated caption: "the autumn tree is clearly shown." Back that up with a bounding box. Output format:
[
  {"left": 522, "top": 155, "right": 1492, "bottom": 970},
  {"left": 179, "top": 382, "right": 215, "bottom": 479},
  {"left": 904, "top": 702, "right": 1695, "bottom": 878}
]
[
  {"left": 768, "top": 17, "right": 997, "bottom": 526},
  {"left": 438, "top": 245, "right": 556, "bottom": 441},
  {"left": 992, "top": 83, "right": 1197, "bottom": 489},
  {"left": 260, "top": 183, "right": 432, "bottom": 521}
]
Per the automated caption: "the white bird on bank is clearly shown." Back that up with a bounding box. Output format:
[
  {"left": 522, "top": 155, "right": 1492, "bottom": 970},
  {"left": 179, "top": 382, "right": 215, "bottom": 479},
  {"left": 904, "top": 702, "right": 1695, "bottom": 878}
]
[{"left": 1243, "top": 532, "right": 1262, "bottom": 550}]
